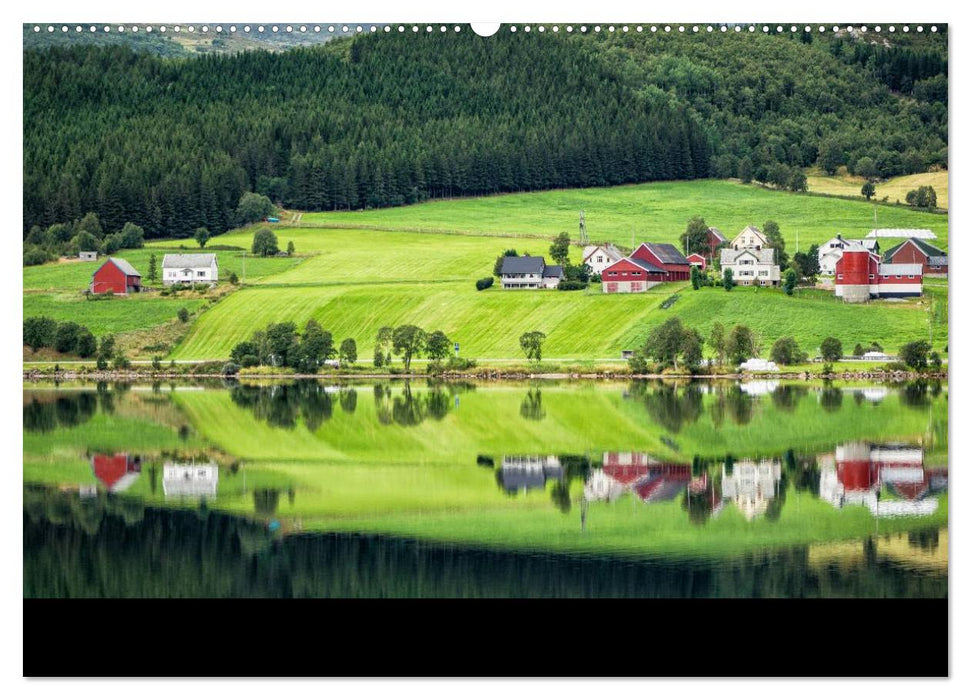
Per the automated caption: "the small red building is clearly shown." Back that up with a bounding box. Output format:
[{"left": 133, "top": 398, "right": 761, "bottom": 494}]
[
  {"left": 883, "top": 239, "right": 948, "bottom": 276},
  {"left": 90, "top": 257, "right": 142, "bottom": 295},
  {"left": 687, "top": 253, "right": 707, "bottom": 271},
  {"left": 705, "top": 227, "right": 726, "bottom": 261},
  {"left": 630, "top": 243, "right": 692, "bottom": 281}
]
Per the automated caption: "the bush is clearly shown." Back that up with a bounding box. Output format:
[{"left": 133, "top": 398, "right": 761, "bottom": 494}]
[
  {"left": 222, "top": 362, "right": 240, "bottom": 377},
  {"left": 54, "top": 322, "right": 82, "bottom": 354},
  {"left": 23, "top": 316, "right": 58, "bottom": 351},
  {"left": 228, "top": 271, "right": 239, "bottom": 285},
  {"left": 556, "top": 279, "right": 587, "bottom": 291},
  {"left": 883, "top": 361, "right": 909, "bottom": 373},
  {"left": 770, "top": 336, "right": 808, "bottom": 366},
  {"left": 239, "top": 354, "right": 259, "bottom": 368},
  {"left": 820, "top": 337, "right": 843, "bottom": 362},
  {"left": 628, "top": 352, "right": 649, "bottom": 374},
  {"left": 446, "top": 356, "right": 477, "bottom": 371},
  {"left": 76, "top": 330, "right": 97, "bottom": 358},
  {"left": 23, "top": 246, "right": 52, "bottom": 266},
  {"left": 475, "top": 277, "right": 494, "bottom": 291},
  {"left": 177, "top": 307, "right": 190, "bottom": 323},
  {"left": 193, "top": 283, "right": 210, "bottom": 292},
  {"left": 112, "top": 354, "right": 131, "bottom": 370},
  {"left": 252, "top": 228, "right": 279, "bottom": 256}
]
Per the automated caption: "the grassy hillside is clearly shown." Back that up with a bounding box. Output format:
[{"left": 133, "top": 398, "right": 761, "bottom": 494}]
[
  {"left": 299, "top": 179, "right": 949, "bottom": 249},
  {"left": 806, "top": 170, "right": 948, "bottom": 209},
  {"left": 166, "top": 185, "right": 947, "bottom": 362}
]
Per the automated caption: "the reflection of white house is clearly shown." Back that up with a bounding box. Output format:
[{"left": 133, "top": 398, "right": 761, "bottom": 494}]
[
  {"left": 739, "top": 379, "right": 779, "bottom": 395},
  {"left": 162, "top": 253, "right": 219, "bottom": 286},
  {"left": 819, "top": 442, "right": 944, "bottom": 518},
  {"left": 860, "top": 387, "right": 889, "bottom": 403},
  {"left": 581, "top": 243, "right": 624, "bottom": 276},
  {"left": 499, "top": 455, "right": 562, "bottom": 492},
  {"left": 163, "top": 462, "right": 219, "bottom": 499},
  {"left": 721, "top": 459, "right": 782, "bottom": 520},
  {"left": 818, "top": 235, "right": 880, "bottom": 276}
]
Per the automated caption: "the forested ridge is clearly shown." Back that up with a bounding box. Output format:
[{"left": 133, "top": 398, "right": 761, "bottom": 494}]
[{"left": 24, "top": 28, "right": 947, "bottom": 239}]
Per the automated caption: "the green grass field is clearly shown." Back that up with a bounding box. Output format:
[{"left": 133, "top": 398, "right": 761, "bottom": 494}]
[
  {"left": 172, "top": 277, "right": 943, "bottom": 361},
  {"left": 299, "top": 179, "right": 949, "bottom": 249},
  {"left": 24, "top": 179, "right": 950, "bottom": 361},
  {"left": 806, "top": 170, "right": 949, "bottom": 210}
]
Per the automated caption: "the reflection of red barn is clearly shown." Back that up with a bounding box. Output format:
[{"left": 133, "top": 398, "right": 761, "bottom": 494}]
[
  {"left": 91, "top": 453, "right": 142, "bottom": 493},
  {"left": 835, "top": 444, "right": 935, "bottom": 499},
  {"left": 602, "top": 452, "right": 691, "bottom": 502},
  {"left": 89, "top": 258, "right": 142, "bottom": 295}
]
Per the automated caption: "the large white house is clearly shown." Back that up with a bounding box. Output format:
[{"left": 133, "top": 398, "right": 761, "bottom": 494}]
[
  {"left": 817, "top": 235, "right": 880, "bottom": 276},
  {"left": 162, "top": 253, "right": 219, "bottom": 286},
  {"left": 581, "top": 243, "right": 624, "bottom": 276},
  {"left": 163, "top": 462, "right": 219, "bottom": 499},
  {"left": 720, "top": 248, "right": 780, "bottom": 286}
]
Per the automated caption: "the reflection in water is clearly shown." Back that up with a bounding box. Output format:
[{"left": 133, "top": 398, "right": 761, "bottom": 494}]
[
  {"left": 373, "top": 382, "right": 466, "bottom": 426},
  {"left": 497, "top": 455, "right": 562, "bottom": 493},
  {"left": 23, "top": 486, "right": 947, "bottom": 598},
  {"left": 91, "top": 453, "right": 142, "bottom": 493},
  {"left": 163, "top": 462, "right": 219, "bottom": 500},
  {"left": 520, "top": 388, "right": 545, "bottom": 421},
  {"left": 722, "top": 459, "right": 782, "bottom": 521},
  {"left": 820, "top": 443, "right": 947, "bottom": 517},
  {"left": 23, "top": 392, "right": 99, "bottom": 432},
  {"left": 231, "top": 381, "right": 333, "bottom": 430}
]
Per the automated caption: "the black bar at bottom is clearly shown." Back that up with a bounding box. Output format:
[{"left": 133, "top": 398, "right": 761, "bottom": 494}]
[{"left": 24, "top": 598, "right": 948, "bottom": 678}]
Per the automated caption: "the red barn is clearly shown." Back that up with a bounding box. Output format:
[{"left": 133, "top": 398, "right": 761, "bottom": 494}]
[
  {"left": 630, "top": 243, "right": 691, "bottom": 281},
  {"left": 601, "top": 257, "right": 666, "bottom": 293},
  {"left": 91, "top": 453, "right": 142, "bottom": 493},
  {"left": 883, "top": 239, "right": 948, "bottom": 276},
  {"left": 705, "top": 227, "right": 726, "bottom": 261},
  {"left": 835, "top": 250, "right": 922, "bottom": 302},
  {"left": 90, "top": 257, "right": 142, "bottom": 295},
  {"left": 687, "top": 253, "right": 707, "bottom": 271}
]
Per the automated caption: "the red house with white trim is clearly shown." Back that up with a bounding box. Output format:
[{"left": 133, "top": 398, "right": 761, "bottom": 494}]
[
  {"left": 630, "top": 243, "right": 691, "bottom": 281},
  {"left": 89, "top": 257, "right": 142, "bottom": 295},
  {"left": 882, "top": 239, "right": 948, "bottom": 277}
]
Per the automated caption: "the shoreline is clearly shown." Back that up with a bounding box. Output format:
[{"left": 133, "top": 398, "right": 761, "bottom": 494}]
[{"left": 22, "top": 369, "right": 947, "bottom": 383}]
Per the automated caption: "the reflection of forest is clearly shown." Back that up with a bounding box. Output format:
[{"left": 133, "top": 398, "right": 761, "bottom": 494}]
[{"left": 23, "top": 485, "right": 946, "bottom": 599}]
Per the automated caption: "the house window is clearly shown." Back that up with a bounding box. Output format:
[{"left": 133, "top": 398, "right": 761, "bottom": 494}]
[
  {"left": 608, "top": 272, "right": 616, "bottom": 277},
  {"left": 837, "top": 274, "right": 843, "bottom": 280},
  {"left": 632, "top": 271, "right": 641, "bottom": 276},
  {"left": 896, "top": 275, "right": 902, "bottom": 279},
  {"left": 596, "top": 256, "right": 603, "bottom": 263},
  {"left": 869, "top": 274, "right": 875, "bottom": 280},
  {"left": 197, "top": 271, "right": 205, "bottom": 277},
  {"left": 908, "top": 275, "right": 914, "bottom": 279}
]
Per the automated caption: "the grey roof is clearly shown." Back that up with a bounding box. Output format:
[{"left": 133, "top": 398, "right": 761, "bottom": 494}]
[
  {"left": 866, "top": 229, "right": 937, "bottom": 240},
  {"left": 582, "top": 243, "right": 624, "bottom": 264},
  {"left": 162, "top": 253, "right": 218, "bottom": 269},
  {"left": 641, "top": 242, "right": 689, "bottom": 265},
  {"left": 543, "top": 265, "right": 564, "bottom": 279},
  {"left": 628, "top": 257, "right": 666, "bottom": 274},
  {"left": 500, "top": 255, "right": 546, "bottom": 275},
  {"left": 103, "top": 257, "right": 140, "bottom": 277},
  {"left": 883, "top": 238, "right": 947, "bottom": 261},
  {"left": 721, "top": 248, "right": 776, "bottom": 265},
  {"left": 879, "top": 263, "right": 923, "bottom": 276}
]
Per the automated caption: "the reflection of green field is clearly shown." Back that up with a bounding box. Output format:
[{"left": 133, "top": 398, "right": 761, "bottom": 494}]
[
  {"left": 299, "top": 180, "right": 949, "bottom": 249},
  {"left": 22, "top": 383, "right": 949, "bottom": 558}
]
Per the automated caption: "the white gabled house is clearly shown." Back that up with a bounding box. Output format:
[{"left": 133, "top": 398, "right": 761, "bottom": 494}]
[
  {"left": 581, "top": 243, "right": 624, "bottom": 276},
  {"left": 720, "top": 248, "right": 780, "bottom": 286},
  {"left": 162, "top": 253, "right": 219, "bottom": 286},
  {"left": 729, "top": 225, "right": 770, "bottom": 250}
]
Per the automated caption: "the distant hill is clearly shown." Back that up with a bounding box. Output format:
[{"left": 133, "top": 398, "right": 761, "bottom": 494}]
[
  {"left": 24, "top": 25, "right": 947, "bottom": 241},
  {"left": 22, "top": 23, "right": 344, "bottom": 56}
]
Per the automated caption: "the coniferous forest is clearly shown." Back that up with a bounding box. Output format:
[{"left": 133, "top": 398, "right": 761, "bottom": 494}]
[{"left": 23, "top": 28, "right": 947, "bottom": 239}]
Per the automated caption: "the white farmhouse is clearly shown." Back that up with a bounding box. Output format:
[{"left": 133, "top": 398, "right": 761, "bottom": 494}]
[
  {"left": 729, "top": 225, "right": 770, "bottom": 250},
  {"left": 817, "top": 235, "right": 880, "bottom": 276},
  {"left": 720, "top": 248, "right": 780, "bottom": 286},
  {"left": 581, "top": 243, "right": 624, "bottom": 276},
  {"left": 499, "top": 255, "right": 563, "bottom": 289},
  {"left": 162, "top": 253, "right": 219, "bottom": 286}
]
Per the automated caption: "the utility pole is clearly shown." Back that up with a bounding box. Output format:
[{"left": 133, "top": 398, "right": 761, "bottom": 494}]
[{"left": 579, "top": 210, "right": 588, "bottom": 245}]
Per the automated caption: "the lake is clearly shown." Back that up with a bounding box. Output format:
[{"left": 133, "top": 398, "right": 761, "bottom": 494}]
[{"left": 22, "top": 379, "right": 948, "bottom": 598}]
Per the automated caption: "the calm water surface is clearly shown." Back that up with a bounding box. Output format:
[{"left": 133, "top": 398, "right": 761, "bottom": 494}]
[{"left": 23, "top": 379, "right": 948, "bottom": 598}]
